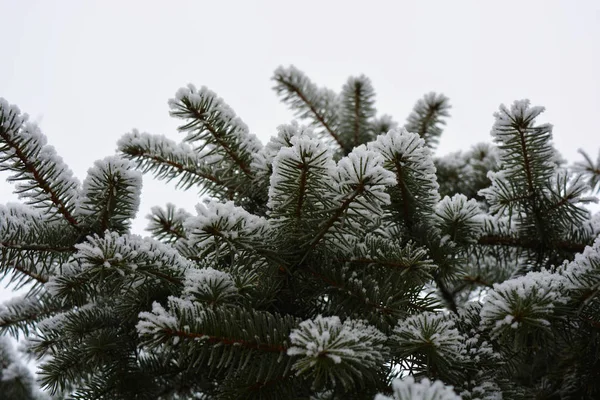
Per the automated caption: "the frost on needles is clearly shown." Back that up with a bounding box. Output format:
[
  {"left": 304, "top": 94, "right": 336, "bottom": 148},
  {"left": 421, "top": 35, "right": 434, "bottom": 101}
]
[{"left": 1, "top": 66, "right": 600, "bottom": 400}]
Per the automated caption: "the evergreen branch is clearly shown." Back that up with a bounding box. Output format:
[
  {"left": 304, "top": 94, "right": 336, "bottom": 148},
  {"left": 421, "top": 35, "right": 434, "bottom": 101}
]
[
  {"left": 0, "top": 205, "right": 79, "bottom": 289},
  {"left": 185, "top": 201, "right": 270, "bottom": 262},
  {"left": 138, "top": 303, "right": 296, "bottom": 385},
  {"left": 268, "top": 134, "right": 336, "bottom": 231},
  {"left": 0, "top": 242, "right": 75, "bottom": 253},
  {"left": 126, "top": 148, "right": 221, "bottom": 185},
  {"left": 573, "top": 148, "right": 600, "bottom": 193},
  {"left": 273, "top": 66, "right": 344, "bottom": 149},
  {"left": 490, "top": 100, "right": 555, "bottom": 196},
  {"left": 309, "top": 267, "right": 422, "bottom": 315},
  {"left": 76, "top": 156, "right": 142, "bottom": 234},
  {"left": 339, "top": 76, "right": 376, "bottom": 151},
  {"left": 189, "top": 109, "right": 253, "bottom": 177},
  {"left": 0, "top": 98, "right": 80, "bottom": 228},
  {"left": 163, "top": 328, "right": 287, "bottom": 353},
  {"left": 55, "top": 232, "right": 188, "bottom": 298},
  {"left": 541, "top": 171, "right": 592, "bottom": 234},
  {"left": 404, "top": 92, "right": 450, "bottom": 149},
  {"left": 118, "top": 130, "right": 238, "bottom": 199},
  {"left": 1, "top": 251, "right": 69, "bottom": 290},
  {"left": 168, "top": 85, "right": 260, "bottom": 178},
  {"left": 306, "top": 148, "right": 395, "bottom": 255},
  {"left": 9, "top": 262, "right": 49, "bottom": 284},
  {"left": 308, "top": 186, "right": 363, "bottom": 251},
  {"left": 368, "top": 129, "right": 440, "bottom": 233},
  {"left": 0, "top": 293, "right": 68, "bottom": 336},
  {"left": 146, "top": 203, "right": 190, "bottom": 244}
]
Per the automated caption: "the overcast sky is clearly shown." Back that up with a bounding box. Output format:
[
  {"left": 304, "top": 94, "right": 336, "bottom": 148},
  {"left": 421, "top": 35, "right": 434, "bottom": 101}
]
[{"left": 1, "top": 0, "right": 599, "bottom": 301}]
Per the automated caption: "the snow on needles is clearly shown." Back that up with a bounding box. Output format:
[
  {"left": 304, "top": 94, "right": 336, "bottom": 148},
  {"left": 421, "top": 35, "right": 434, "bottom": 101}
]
[
  {"left": 336, "top": 145, "right": 395, "bottom": 202},
  {"left": 268, "top": 134, "right": 337, "bottom": 213},
  {"left": 558, "top": 235, "right": 600, "bottom": 291},
  {"left": 0, "top": 98, "right": 81, "bottom": 215},
  {"left": 375, "top": 376, "right": 461, "bottom": 400},
  {"left": 480, "top": 237, "right": 600, "bottom": 341},
  {"left": 168, "top": 84, "right": 262, "bottom": 157},
  {"left": 45, "top": 231, "right": 191, "bottom": 296},
  {"left": 137, "top": 301, "right": 179, "bottom": 336},
  {"left": 182, "top": 267, "right": 238, "bottom": 304},
  {"left": 288, "top": 315, "right": 388, "bottom": 381},
  {"left": 118, "top": 129, "right": 223, "bottom": 166},
  {"left": 185, "top": 200, "right": 268, "bottom": 251},
  {"left": 0, "top": 203, "right": 46, "bottom": 238},
  {"left": 393, "top": 312, "right": 465, "bottom": 364},
  {"left": 435, "top": 194, "right": 484, "bottom": 243},
  {"left": 480, "top": 269, "right": 568, "bottom": 338},
  {"left": 76, "top": 156, "right": 142, "bottom": 222},
  {"left": 252, "top": 121, "right": 315, "bottom": 179},
  {"left": 368, "top": 128, "right": 440, "bottom": 206}
]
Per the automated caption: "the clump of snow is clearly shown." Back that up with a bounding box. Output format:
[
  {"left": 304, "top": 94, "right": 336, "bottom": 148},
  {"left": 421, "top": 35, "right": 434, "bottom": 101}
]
[
  {"left": 182, "top": 267, "right": 238, "bottom": 304},
  {"left": 185, "top": 200, "right": 268, "bottom": 251},
  {"left": 435, "top": 194, "right": 484, "bottom": 242},
  {"left": 137, "top": 301, "right": 179, "bottom": 336},
  {"left": 558, "top": 236, "right": 600, "bottom": 291},
  {"left": 252, "top": 121, "right": 316, "bottom": 179},
  {"left": 375, "top": 376, "right": 461, "bottom": 400},
  {"left": 288, "top": 315, "right": 387, "bottom": 372},
  {"left": 393, "top": 312, "right": 465, "bottom": 363},
  {"left": 337, "top": 145, "right": 395, "bottom": 198},
  {"left": 480, "top": 269, "right": 568, "bottom": 338},
  {"left": 73, "top": 231, "right": 192, "bottom": 277}
]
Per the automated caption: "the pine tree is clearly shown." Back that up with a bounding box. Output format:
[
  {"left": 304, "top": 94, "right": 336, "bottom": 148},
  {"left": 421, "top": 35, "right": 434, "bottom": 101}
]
[{"left": 1, "top": 66, "right": 600, "bottom": 399}]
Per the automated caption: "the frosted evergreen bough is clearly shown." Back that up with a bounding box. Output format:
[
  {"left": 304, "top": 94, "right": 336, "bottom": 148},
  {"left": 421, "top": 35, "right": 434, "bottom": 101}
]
[
  {"left": 1, "top": 66, "right": 600, "bottom": 399},
  {"left": 375, "top": 376, "right": 461, "bottom": 400},
  {"left": 288, "top": 315, "right": 388, "bottom": 390}
]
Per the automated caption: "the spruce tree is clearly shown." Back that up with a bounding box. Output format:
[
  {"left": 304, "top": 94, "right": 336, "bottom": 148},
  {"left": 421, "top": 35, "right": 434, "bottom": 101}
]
[{"left": 1, "top": 66, "right": 599, "bottom": 399}]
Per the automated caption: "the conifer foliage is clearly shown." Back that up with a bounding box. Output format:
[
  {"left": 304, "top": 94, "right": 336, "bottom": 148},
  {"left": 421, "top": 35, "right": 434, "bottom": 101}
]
[{"left": 1, "top": 67, "right": 600, "bottom": 399}]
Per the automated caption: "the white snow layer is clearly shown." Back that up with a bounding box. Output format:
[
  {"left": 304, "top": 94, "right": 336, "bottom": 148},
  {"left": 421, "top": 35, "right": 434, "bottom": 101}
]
[{"left": 375, "top": 376, "right": 461, "bottom": 400}]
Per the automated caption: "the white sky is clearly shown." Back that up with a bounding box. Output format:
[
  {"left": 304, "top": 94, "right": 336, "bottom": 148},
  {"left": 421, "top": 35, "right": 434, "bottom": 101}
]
[{"left": 1, "top": 0, "right": 599, "bottom": 303}]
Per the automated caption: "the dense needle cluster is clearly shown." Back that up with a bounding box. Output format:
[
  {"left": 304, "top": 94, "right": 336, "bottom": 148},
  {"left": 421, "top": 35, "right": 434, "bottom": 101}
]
[{"left": 1, "top": 67, "right": 600, "bottom": 399}]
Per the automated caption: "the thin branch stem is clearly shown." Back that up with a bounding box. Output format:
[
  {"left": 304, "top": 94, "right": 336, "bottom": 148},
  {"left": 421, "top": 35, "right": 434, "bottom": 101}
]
[{"left": 163, "top": 329, "right": 286, "bottom": 353}]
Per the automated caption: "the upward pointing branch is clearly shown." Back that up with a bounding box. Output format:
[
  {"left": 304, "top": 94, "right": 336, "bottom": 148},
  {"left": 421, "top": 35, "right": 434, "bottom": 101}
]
[
  {"left": 273, "top": 66, "right": 344, "bottom": 150},
  {"left": 0, "top": 99, "right": 80, "bottom": 229}
]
